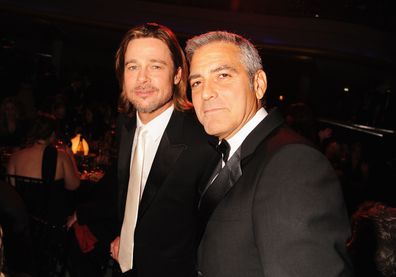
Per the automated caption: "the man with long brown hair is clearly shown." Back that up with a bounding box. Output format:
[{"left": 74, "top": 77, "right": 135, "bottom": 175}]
[{"left": 110, "top": 23, "right": 217, "bottom": 277}]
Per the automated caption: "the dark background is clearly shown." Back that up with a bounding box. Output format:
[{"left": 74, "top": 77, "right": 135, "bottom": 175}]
[
  {"left": 1, "top": 0, "right": 395, "bottom": 167},
  {"left": 1, "top": 0, "right": 395, "bottom": 127}
]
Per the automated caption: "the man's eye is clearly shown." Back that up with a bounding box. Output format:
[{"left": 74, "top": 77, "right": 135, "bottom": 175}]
[
  {"left": 127, "top": 65, "right": 138, "bottom": 71},
  {"left": 191, "top": 81, "right": 201, "bottom": 88},
  {"left": 219, "top": 73, "right": 231, "bottom": 79},
  {"left": 152, "top": 65, "right": 162, "bottom": 70}
]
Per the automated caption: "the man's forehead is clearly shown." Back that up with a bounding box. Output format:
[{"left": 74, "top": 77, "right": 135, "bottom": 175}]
[
  {"left": 125, "top": 38, "right": 173, "bottom": 61},
  {"left": 127, "top": 38, "right": 171, "bottom": 53}
]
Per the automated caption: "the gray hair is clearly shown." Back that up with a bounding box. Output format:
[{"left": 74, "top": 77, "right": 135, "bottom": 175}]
[{"left": 185, "top": 31, "right": 263, "bottom": 88}]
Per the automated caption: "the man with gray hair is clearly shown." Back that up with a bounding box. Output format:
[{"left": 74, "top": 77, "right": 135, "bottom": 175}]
[{"left": 186, "top": 31, "right": 353, "bottom": 277}]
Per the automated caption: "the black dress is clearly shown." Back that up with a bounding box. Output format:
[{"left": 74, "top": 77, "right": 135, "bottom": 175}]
[
  {"left": 12, "top": 145, "right": 75, "bottom": 276},
  {"left": 14, "top": 145, "right": 75, "bottom": 225}
]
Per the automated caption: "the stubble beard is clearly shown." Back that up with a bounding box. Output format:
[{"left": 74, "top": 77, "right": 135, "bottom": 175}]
[{"left": 130, "top": 90, "right": 173, "bottom": 114}]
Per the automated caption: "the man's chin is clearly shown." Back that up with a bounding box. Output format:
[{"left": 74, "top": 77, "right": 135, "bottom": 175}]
[
  {"left": 136, "top": 106, "right": 156, "bottom": 113},
  {"left": 203, "top": 126, "right": 220, "bottom": 138},
  {"left": 133, "top": 101, "right": 158, "bottom": 113},
  {"left": 134, "top": 99, "right": 172, "bottom": 114}
]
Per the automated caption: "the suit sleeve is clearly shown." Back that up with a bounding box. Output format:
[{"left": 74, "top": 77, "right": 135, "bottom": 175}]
[{"left": 252, "top": 144, "right": 353, "bottom": 277}]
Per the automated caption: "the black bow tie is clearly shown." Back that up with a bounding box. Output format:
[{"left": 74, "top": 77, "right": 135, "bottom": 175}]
[{"left": 216, "top": 140, "right": 230, "bottom": 163}]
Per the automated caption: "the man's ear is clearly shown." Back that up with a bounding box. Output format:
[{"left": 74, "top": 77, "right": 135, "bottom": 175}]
[
  {"left": 174, "top": 67, "right": 182, "bottom": 85},
  {"left": 254, "top": 70, "right": 267, "bottom": 100}
]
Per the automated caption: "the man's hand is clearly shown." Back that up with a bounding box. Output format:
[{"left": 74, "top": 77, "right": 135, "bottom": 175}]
[{"left": 110, "top": 236, "right": 120, "bottom": 262}]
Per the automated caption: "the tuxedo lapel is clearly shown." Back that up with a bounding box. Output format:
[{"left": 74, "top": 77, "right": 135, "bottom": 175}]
[
  {"left": 117, "top": 115, "right": 137, "bottom": 219},
  {"left": 201, "top": 161, "right": 222, "bottom": 198},
  {"left": 241, "top": 108, "right": 284, "bottom": 162},
  {"left": 138, "top": 111, "right": 186, "bottom": 218},
  {"left": 199, "top": 148, "right": 242, "bottom": 221},
  {"left": 118, "top": 118, "right": 136, "bottom": 175}
]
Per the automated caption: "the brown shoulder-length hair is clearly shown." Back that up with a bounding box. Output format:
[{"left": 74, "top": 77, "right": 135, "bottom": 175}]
[
  {"left": 115, "top": 22, "right": 192, "bottom": 116},
  {"left": 26, "top": 112, "right": 57, "bottom": 145}
]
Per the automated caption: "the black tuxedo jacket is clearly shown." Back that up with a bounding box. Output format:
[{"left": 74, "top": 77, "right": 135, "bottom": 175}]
[
  {"left": 198, "top": 109, "right": 353, "bottom": 277},
  {"left": 116, "top": 110, "right": 218, "bottom": 277}
]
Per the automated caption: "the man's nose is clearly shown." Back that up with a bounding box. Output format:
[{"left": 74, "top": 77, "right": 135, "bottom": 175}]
[
  {"left": 201, "top": 81, "right": 217, "bottom": 100},
  {"left": 137, "top": 67, "right": 149, "bottom": 83}
]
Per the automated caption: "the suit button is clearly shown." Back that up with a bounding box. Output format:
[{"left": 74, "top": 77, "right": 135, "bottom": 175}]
[{"left": 197, "top": 270, "right": 203, "bottom": 277}]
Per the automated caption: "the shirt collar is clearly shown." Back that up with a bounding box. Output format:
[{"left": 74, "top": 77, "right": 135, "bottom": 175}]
[
  {"left": 136, "top": 105, "right": 174, "bottom": 142},
  {"left": 226, "top": 107, "right": 267, "bottom": 159}
]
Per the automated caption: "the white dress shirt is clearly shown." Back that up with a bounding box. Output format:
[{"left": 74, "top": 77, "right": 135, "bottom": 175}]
[{"left": 130, "top": 105, "right": 174, "bottom": 198}]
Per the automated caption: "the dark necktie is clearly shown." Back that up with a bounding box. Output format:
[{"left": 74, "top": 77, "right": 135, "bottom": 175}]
[{"left": 216, "top": 140, "right": 230, "bottom": 163}]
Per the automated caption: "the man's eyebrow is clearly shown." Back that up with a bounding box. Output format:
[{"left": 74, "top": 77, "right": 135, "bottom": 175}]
[
  {"left": 188, "top": 73, "right": 201, "bottom": 82},
  {"left": 189, "top": 65, "right": 238, "bottom": 81},
  {"left": 124, "top": 59, "right": 168, "bottom": 66},
  {"left": 124, "top": 59, "right": 137, "bottom": 66},
  {"left": 149, "top": 59, "right": 168, "bottom": 65},
  {"left": 211, "top": 65, "right": 238, "bottom": 74}
]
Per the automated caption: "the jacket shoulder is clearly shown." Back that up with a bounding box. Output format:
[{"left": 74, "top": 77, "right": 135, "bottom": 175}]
[{"left": 265, "top": 125, "right": 317, "bottom": 154}]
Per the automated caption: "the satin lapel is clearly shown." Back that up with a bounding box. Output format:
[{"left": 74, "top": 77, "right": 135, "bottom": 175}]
[
  {"left": 199, "top": 148, "right": 242, "bottom": 218},
  {"left": 117, "top": 116, "right": 136, "bottom": 218},
  {"left": 118, "top": 119, "right": 136, "bottom": 173},
  {"left": 241, "top": 108, "right": 285, "bottom": 162},
  {"left": 200, "top": 160, "right": 222, "bottom": 201},
  {"left": 138, "top": 111, "right": 186, "bottom": 218},
  {"left": 198, "top": 139, "right": 221, "bottom": 196}
]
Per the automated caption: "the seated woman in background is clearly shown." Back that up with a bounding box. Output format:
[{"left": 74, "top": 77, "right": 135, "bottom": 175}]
[
  {"left": 6, "top": 112, "right": 80, "bottom": 276},
  {"left": 7, "top": 111, "right": 80, "bottom": 222}
]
